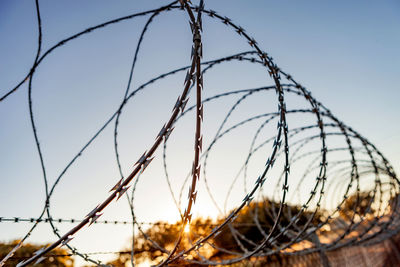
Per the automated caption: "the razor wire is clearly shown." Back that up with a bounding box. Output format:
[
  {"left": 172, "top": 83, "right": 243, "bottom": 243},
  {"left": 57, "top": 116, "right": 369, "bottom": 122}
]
[{"left": 0, "top": 0, "right": 399, "bottom": 266}]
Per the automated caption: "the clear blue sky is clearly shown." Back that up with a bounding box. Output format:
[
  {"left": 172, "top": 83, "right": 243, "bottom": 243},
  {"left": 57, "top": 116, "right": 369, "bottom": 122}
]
[{"left": 1, "top": 0, "right": 399, "bottom": 265}]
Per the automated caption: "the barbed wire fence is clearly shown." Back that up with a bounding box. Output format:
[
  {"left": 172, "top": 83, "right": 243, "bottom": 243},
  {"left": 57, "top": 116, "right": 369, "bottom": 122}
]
[{"left": 1, "top": 0, "right": 399, "bottom": 266}]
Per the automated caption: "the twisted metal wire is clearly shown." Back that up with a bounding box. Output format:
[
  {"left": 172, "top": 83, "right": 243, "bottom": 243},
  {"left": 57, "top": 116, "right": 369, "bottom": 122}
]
[{"left": 1, "top": 1, "right": 398, "bottom": 266}]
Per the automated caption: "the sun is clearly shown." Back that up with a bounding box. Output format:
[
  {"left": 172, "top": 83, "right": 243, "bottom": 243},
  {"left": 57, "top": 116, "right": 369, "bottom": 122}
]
[{"left": 184, "top": 224, "right": 190, "bottom": 233}]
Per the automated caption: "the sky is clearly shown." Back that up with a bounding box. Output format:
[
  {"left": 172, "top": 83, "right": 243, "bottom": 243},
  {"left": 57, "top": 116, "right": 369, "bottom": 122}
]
[{"left": 0, "top": 0, "right": 399, "bottom": 266}]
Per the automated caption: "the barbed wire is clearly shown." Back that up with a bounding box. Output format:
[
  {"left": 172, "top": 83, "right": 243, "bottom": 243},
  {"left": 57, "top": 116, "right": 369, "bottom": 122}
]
[
  {"left": 0, "top": 217, "right": 285, "bottom": 229},
  {"left": 1, "top": 0, "right": 399, "bottom": 266}
]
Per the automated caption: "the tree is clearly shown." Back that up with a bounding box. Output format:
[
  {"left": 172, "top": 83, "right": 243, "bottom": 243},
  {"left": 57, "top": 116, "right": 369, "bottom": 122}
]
[
  {"left": 339, "top": 191, "right": 376, "bottom": 220},
  {"left": 212, "top": 199, "right": 324, "bottom": 259},
  {"left": 0, "top": 240, "right": 74, "bottom": 267},
  {"left": 106, "top": 199, "right": 324, "bottom": 265}
]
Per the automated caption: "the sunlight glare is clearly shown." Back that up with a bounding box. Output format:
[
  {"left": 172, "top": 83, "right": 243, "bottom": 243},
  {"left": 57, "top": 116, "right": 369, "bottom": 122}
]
[{"left": 184, "top": 224, "right": 190, "bottom": 233}]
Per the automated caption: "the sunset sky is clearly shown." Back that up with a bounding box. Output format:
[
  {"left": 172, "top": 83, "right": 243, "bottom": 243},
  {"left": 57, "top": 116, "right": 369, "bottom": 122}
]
[{"left": 1, "top": 0, "right": 399, "bottom": 265}]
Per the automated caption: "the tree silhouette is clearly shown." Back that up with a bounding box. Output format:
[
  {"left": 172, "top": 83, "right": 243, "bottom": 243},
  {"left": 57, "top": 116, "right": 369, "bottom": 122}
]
[
  {"left": 0, "top": 240, "right": 73, "bottom": 267},
  {"left": 107, "top": 198, "right": 325, "bottom": 265},
  {"left": 212, "top": 199, "right": 324, "bottom": 259}
]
